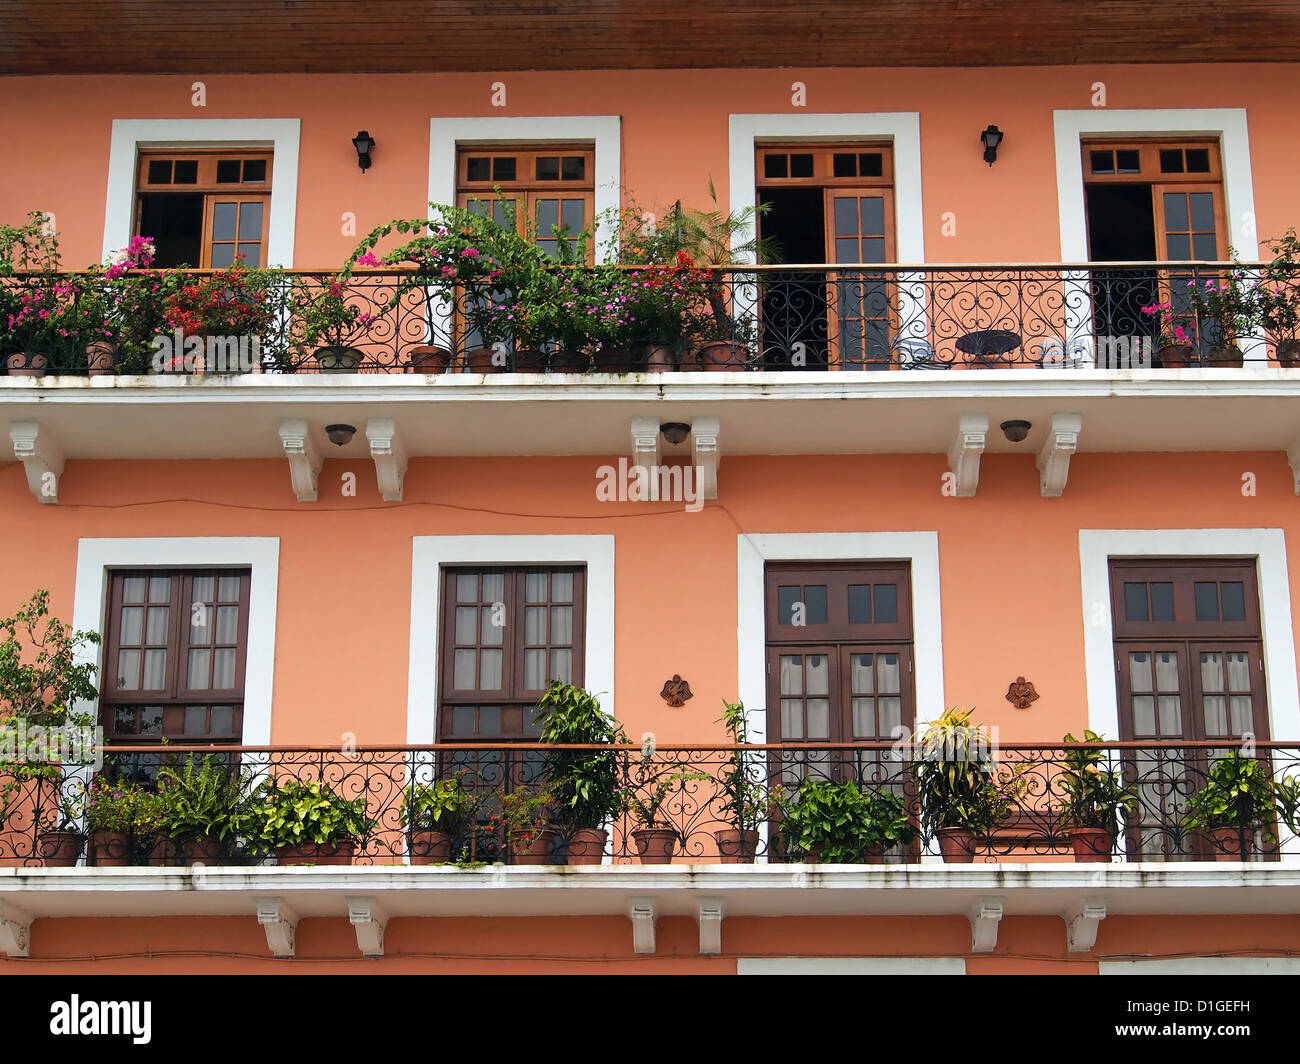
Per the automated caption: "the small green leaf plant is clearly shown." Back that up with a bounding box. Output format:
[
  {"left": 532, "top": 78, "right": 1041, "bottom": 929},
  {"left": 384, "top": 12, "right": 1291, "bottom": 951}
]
[
  {"left": 1184, "top": 752, "right": 1277, "bottom": 840},
  {"left": 250, "top": 778, "right": 373, "bottom": 851},
  {"left": 1056, "top": 731, "right": 1138, "bottom": 833},
  {"left": 535, "top": 681, "right": 628, "bottom": 831},
  {"left": 776, "top": 776, "right": 915, "bottom": 862},
  {"left": 402, "top": 770, "right": 478, "bottom": 835}
]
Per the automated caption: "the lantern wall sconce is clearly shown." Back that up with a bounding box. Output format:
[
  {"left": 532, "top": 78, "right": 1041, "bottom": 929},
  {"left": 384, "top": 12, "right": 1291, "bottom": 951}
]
[
  {"left": 980, "top": 125, "right": 1004, "bottom": 166},
  {"left": 352, "top": 131, "right": 375, "bottom": 173}
]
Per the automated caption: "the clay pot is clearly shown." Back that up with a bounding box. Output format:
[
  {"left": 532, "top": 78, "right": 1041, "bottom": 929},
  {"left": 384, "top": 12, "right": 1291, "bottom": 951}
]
[
  {"left": 591, "top": 346, "right": 636, "bottom": 373},
  {"left": 512, "top": 348, "right": 547, "bottom": 373},
  {"left": 863, "top": 844, "right": 886, "bottom": 865},
  {"left": 465, "top": 346, "right": 501, "bottom": 372},
  {"left": 1158, "top": 343, "right": 1195, "bottom": 367},
  {"left": 631, "top": 827, "right": 677, "bottom": 864},
  {"left": 936, "top": 827, "right": 977, "bottom": 863},
  {"left": 314, "top": 346, "right": 364, "bottom": 372},
  {"left": 408, "top": 829, "right": 452, "bottom": 865},
  {"left": 275, "top": 840, "right": 356, "bottom": 866},
  {"left": 6, "top": 351, "right": 48, "bottom": 377},
  {"left": 408, "top": 344, "right": 452, "bottom": 373},
  {"left": 1277, "top": 339, "right": 1300, "bottom": 367},
  {"left": 86, "top": 340, "right": 118, "bottom": 376},
  {"left": 182, "top": 836, "right": 223, "bottom": 864},
  {"left": 549, "top": 348, "right": 590, "bottom": 373},
  {"left": 1204, "top": 344, "right": 1244, "bottom": 367},
  {"left": 565, "top": 827, "right": 608, "bottom": 865},
  {"left": 714, "top": 828, "right": 759, "bottom": 864},
  {"left": 38, "top": 831, "right": 83, "bottom": 867},
  {"left": 90, "top": 829, "right": 130, "bottom": 866},
  {"left": 644, "top": 344, "right": 675, "bottom": 372},
  {"left": 1069, "top": 827, "right": 1114, "bottom": 863},
  {"left": 150, "top": 836, "right": 180, "bottom": 866},
  {"left": 1207, "top": 826, "right": 1249, "bottom": 862},
  {"left": 513, "top": 827, "right": 558, "bottom": 865},
  {"left": 693, "top": 341, "right": 750, "bottom": 370}
]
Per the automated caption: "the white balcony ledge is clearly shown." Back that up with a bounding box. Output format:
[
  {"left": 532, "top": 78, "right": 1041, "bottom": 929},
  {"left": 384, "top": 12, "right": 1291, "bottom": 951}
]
[{"left": 3, "top": 369, "right": 1300, "bottom": 469}]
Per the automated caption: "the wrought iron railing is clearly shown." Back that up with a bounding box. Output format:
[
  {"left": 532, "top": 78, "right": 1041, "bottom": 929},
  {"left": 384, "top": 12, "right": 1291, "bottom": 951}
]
[
  {"left": 2, "top": 263, "right": 1297, "bottom": 376},
  {"left": 1, "top": 740, "right": 1296, "bottom": 867}
]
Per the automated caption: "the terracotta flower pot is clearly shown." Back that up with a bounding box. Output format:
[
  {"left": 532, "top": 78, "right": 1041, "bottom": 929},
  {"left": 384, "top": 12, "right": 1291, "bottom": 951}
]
[
  {"left": 936, "top": 827, "right": 977, "bottom": 863},
  {"left": 631, "top": 827, "right": 677, "bottom": 864},
  {"left": 693, "top": 341, "right": 750, "bottom": 371},
  {"left": 590, "top": 346, "right": 634, "bottom": 373},
  {"left": 863, "top": 844, "right": 886, "bottom": 865},
  {"left": 182, "top": 836, "right": 223, "bottom": 864},
  {"left": 408, "top": 829, "right": 452, "bottom": 865},
  {"left": 714, "top": 828, "right": 759, "bottom": 864},
  {"left": 6, "top": 351, "right": 48, "bottom": 377},
  {"left": 644, "top": 344, "right": 675, "bottom": 372},
  {"left": 512, "top": 348, "right": 547, "bottom": 373},
  {"left": 1158, "top": 343, "right": 1195, "bottom": 367},
  {"left": 1069, "top": 827, "right": 1114, "bottom": 863},
  {"left": 150, "top": 836, "right": 180, "bottom": 866},
  {"left": 86, "top": 340, "right": 118, "bottom": 376},
  {"left": 275, "top": 840, "right": 356, "bottom": 866},
  {"left": 1204, "top": 343, "right": 1244, "bottom": 367},
  {"left": 513, "top": 826, "right": 558, "bottom": 865},
  {"left": 550, "top": 348, "right": 590, "bottom": 373},
  {"left": 38, "top": 830, "right": 83, "bottom": 867},
  {"left": 408, "top": 344, "right": 452, "bottom": 374},
  {"left": 89, "top": 829, "right": 130, "bottom": 866},
  {"left": 565, "top": 827, "right": 607, "bottom": 865},
  {"left": 1277, "top": 339, "right": 1300, "bottom": 367},
  {"left": 1207, "top": 825, "right": 1249, "bottom": 862},
  {"left": 314, "top": 345, "right": 364, "bottom": 373},
  {"left": 466, "top": 345, "right": 503, "bottom": 372}
]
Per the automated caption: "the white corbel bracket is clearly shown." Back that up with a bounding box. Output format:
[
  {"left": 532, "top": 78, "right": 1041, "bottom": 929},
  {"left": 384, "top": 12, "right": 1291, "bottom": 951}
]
[
  {"left": 968, "top": 896, "right": 1003, "bottom": 953},
  {"left": 1065, "top": 897, "right": 1107, "bottom": 953},
  {"left": 0, "top": 900, "right": 34, "bottom": 958},
  {"left": 255, "top": 897, "right": 299, "bottom": 958},
  {"left": 347, "top": 896, "right": 387, "bottom": 957},
  {"left": 947, "top": 413, "right": 988, "bottom": 498},
  {"left": 366, "top": 418, "right": 407, "bottom": 503},
  {"left": 697, "top": 898, "right": 724, "bottom": 956},
  {"left": 628, "top": 896, "right": 657, "bottom": 955},
  {"left": 277, "top": 418, "right": 322, "bottom": 503},
  {"left": 1287, "top": 434, "right": 1300, "bottom": 495},
  {"left": 1036, "top": 413, "right": 1083, "bottom": 498},
  {"left": 692, "top": 416, "right": 720, "bottom": 501},
  {"left": 630, "top": 416, "right": 662, "bottom": 501},
  {"left": 9, "top": 420, "right": 63, "bottom": 504}
]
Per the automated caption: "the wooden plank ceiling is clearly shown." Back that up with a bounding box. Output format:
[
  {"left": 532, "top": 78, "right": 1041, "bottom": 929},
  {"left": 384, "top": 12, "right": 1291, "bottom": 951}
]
[{"left": 4, "top": 0, "right": 1300, "bottom": 74}]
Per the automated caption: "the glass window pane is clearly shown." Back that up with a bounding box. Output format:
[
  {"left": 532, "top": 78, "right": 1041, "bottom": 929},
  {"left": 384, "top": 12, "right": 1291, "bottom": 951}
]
[
  {"left": 806, "top": 699, "right": 830, "bottom": 738},
  {"left": 120, "top": 606, "right": 143, "bottom": 644},
  {"left": 1163, "top": 193, "right": 1189, "bottom": 232},
  {"left": 859, "top": 153, "right": 883, "bottom": 177},
  {"left": 189, "top": 574, "right": 213, "bottom": 603},
  {"left": 117, "top": 648, "right": 140, "bottom": 688},
  {"left": 859, "top": 197, "right": 884, "bottom": 235},
  {"left": 147, "top": 606, "right": 169, "bottom": 643},
  {"left": 1202, "top": 695, "right": 1227, "bottom": 735},
  {"left": 779, "top": 655, "right": 802, "bottom": 696},
  {"left": 1192, "top": 234, "right": 1217, "bottom": 261},
  {"left": 803, "top": 586, "right": 827, "bottom": 625},
  {"left": 781, "top": 699, "right": 803, "bottom": 739},
  {"left": 832, "top": 153, "right": 856, "bottom": 177},
  {"left": 184, "top": 706, "right": 207, "bottom": 733},
  {"left": 764, "top": 154, "right": 788, "bottom": 178},
  {"left": 123, "top": 575, "right": 147, "bottom": 603},
  {"left": 1150, "top": 583, "right": 1174, "bottom": 621},
  {"left": 212, "top": 648, "right": 236, "bottom": 688},
  {"left": 1226, "top": 652, "right": 1251, "bottom": 691},
  {"left": 536, "top": 198, "right": 559, "bottom": 237},
  {"left": 217, "top": 574, "right": 239, "bottom": 599},
  {"left": 851, "top": 654, "right": 873, "bottom": 694},
  {"left": 148, "top": 576, "right": 171, "bottom": 603},
  {"left": 525, "top": 572, "right": 547, "bottom": 602},
  {"left": 243, "top": 159, "right": 267, "bottom": 183},
  {"left": 173, "top": 160, "right": 198, "bottom": 184},
  {"left": 525, "top": 606, "right": 547, "bottom": 644},
  {"left": 148, "top": 159, "right": 173, "bottom": 183},
  {"left": 238, "top": 203, "right": 263, "bottom": 241},
  {"left": 479, "top": 706, "right": 502, "bottom": 734},
  {"left": 834, "top": 198, "right": 858, "bottom": 236},
  {"left": 1158, "top": 694, "right": 1182, "bottom": 735},
  {"left": 805, "top": 654, "right": 829, "bottom": 696},
  {"left": 1123, "top": 583, "right": 1148, "bottom": 622},
  {"left": 536, "top": 156, "right": 560, "bottom": 181},
  {"left": 453, "top": 705, "right": 475, "bottom": 734},
  {"left": 466, "top": 157, "right": 490, "bottom": 181},
  {"left": 861, "top": 237, "right": 886, "bottom": 263},
  {"left": 453, "top": 649, "right": 476, "bottom": 689},
  {"left": 481, "top": 572, "right": 504, "bottom": 602},
  {"left": 1200, "top": 651, "right": 1225, "bottom": 691},
  {"left": 1130, "top": 652, "right": 1153, "bottom": 693},
  {"left": 143, "top": 649, "right": 166, "bottom": 690},
  {"left": 874, "top": 585, "right": 898, "bottom": 624},
  {"left": 1194, "top": 582, "right": 1219, "bottom": 621},
  {"left": 216, "top": 159, "right": 240, "bottom": 183},
  {"left": 215, "top": 605, "right": 238, "bottom": 643},
  {"left": 551, "top": 606, "right": 573, "bottom": 644},
  {"left": 560, "top": 199, "right": 584, "bottom": 235},
  {"left": 1155, "top": 651, "right": 1180, "bottom": 690},
  {"left": 492, "top": 157, "right": 516, "bottom": 182},
  {"left": 1229, "top": 695, "right": 1253, "bottom": 734},
  {"left": 456, "top": 573, "right": 478, "bottom": 602},
  {"left": 1132, "top": 695, "right": 1155, "bottom": 734},
  {"left": 790, "top": 153, "right": 813, "bottom": 178},
  {"left": 551, "top": 572, "right": 573, "bottom": 602},
  {"left": 210, "top": 243, "right": 236, "bottom": 267},
  {"left": 139, "top": 706, "right": 163, "bottom": 734},
  {"left": 835, "top": 238, "right": 858, "bottom": 263},
  {"left": 1159, "top": 149, "right": 1184, "bottom": 173},
  {"left": 211, "top": 705, "right": 235, "bottom": 734},
  {"left": 778, "top": 586, "right": 800, "bottom": 625},
  {"left": 236, "top": 242, "right": 261, "bottom": 265},
  {"left": 852, "top": 696, "right": 875, "bottom": 736},
  {"left": 187, "top": 648, "right": 210, "bottom": 689},
  {"left": 1090, "top": 150, "right": 1114, "bottom": 174},
  {"left": 212, "top": 202, "right": 237, "bottom": 241},
  {"left": 1189, "top": 193, "right": 1215, "bottom": 232},
  {"left": 848, "top": 586, "right": 870, "bottom": 624},
  {"left": 1165, "top": 233, "right": 1191, "bottom": 260},
  {"left": 879, "top": 697, "right": 902, "bottom": 736},
  {"left": 525, "top": 648, "right": 546, "bottom": 689},
  {"left": 561, "top": 156, "right": 585, "bottom": 180},
  {"left": 455, "top": 606, "right": 478, "bottom": 643},
  {"left": 550, "top": 648, "right": 572, "bottom": 684},
  {"left": 878, "top": 654, "right": 900, "bottom": 693},
  {"left": 479, "top": 649, "right": 502, "bottom": 689},
  {"left": 1115, "top": 149, "right": 1140, "bottom": 173},
  {"left": 480, "top": 606, "right": 504, "bottom": 645},
  {"left": 1185, "top": 149, "right": 1210, "bottom": 173}
]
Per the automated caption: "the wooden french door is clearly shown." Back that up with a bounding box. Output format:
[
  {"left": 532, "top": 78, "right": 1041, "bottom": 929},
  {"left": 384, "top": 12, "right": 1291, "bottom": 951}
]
[{"left": 825, "top": 188, "right": 896, "bottom": 369}]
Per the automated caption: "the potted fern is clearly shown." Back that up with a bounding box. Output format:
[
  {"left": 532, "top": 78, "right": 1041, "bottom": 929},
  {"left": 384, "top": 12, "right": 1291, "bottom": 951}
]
[
  {"left": 1055, "top": 731, "right": 1137, "bottom": 862},
  {"left": 155, "top": 753, "right": 259, "bottom": 865}
]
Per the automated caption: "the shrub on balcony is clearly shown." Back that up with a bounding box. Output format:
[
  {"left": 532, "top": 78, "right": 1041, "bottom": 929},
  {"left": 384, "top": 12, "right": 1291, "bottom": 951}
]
[
  {"left": 777, "top": 777, "right": 913, "bottom": 863},
  {"left": 713, "top": 699, "right": 773, "bottom": 862},
  {"left": 1257, "top": 228, "right": 1300, "bottom": 365},
  {"left": 1184, "top": 752, "right": 1277, "bottom": 859},
  {"left": 251, "top": 777, "right": 373, "bottom": 865},
  {"left": 402, "top": 771, "right": 478, "bottom": 863},
  {"left": 1056, "top": 730, "right": 1137, "bottom": 862},
  {"left": 155, "top": 753, "right": 260, "bottom": 862},
  {"left": 162, "top": 260, "right": 287, "bottom": 369}
]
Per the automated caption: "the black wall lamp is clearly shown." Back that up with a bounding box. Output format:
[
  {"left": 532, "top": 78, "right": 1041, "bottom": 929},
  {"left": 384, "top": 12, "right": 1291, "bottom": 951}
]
[
  {"left": 325, "top": 423, "right": 357, "bottom": 446},
  {"left": 1000, "top": 419, "right": 1031, "bottom": 443},
  {"left": 660, "top": 422, "right": 690, "bottom": 445},
  {"left": 352, "top": 130, "right": 375, "bottom": 173},
  {"left": 980, "top": 125, "right": 1004, "bottom": 166}
]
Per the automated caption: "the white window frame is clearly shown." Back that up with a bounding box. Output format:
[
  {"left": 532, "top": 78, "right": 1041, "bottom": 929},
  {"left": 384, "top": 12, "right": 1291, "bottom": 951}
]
[
  {"left": 736, "top": 532, "right": 944, "bottom": 743},
  {"left": 103, "top": 118, "right": 302, "bottom": 266},
  {"left": 71, "top": 537, "right": 281, "bottom": 745},
  {"left": 1078, "top": 528, "right": 1300, "bottom": 742},
  {"left": 406, "top": 535, "right": 615, "bottom": 743}
]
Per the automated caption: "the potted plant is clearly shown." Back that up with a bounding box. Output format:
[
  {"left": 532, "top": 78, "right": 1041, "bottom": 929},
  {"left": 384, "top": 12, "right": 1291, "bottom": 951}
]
[
  {"left": 403, "top": 771, "right": 478, "bottom": 864},
  {"left": 1, "top": 212, "right": 64, "bottom": 377},
  {"left": 535, "top": 680, "right": 627, "bottom": 864},
  {"left": 291, "top": 273, "right": 376, "bottom": 372},
  {"left": 776, "top": 777, "right": 913, "bottom": 863},
  {"left": 1257, "top": 228, "right": 1300, "bottom": 366},
  {"left": 1055, "top": 731, "right": 1137, "bottom": 862},
  {"left": 84, "top": 775, "right": 147, "bottom": 866},
  {"left": 620, "top": 758, "right": 709, "bottom": 864},
  {"left": 163, "top": 259, "right": 283, "bottom": 373},
  {"left": 36, "top": 793, "right": 84, "bottom": 866},
  {"left": 713, "top": 699, "right": 770, "bottom": 862},
  {"left": 915, "top": 708, "right": 1020, "bottom": 862},
  {"left": 155, "top": 753, "right": 258, "bottom": 864},
  {"left": 492, "top": 783, "right": 557, "bottom": 865},
  {"left": 252, "top": 777, "right": 373, "bottom": 865},
  {"left": 1184, "top": 752, "right": 1277, "bottom": 861},
  {"left": 1140, "top": 300, "right": 1195, "bottom": 366},
  {"left": 1186, "top": 259, "right": 1256, "bottom": 367}
]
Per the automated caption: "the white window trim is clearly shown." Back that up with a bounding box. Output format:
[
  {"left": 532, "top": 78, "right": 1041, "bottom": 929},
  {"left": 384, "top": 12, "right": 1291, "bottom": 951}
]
[
  {"left": 406, "top": 535, "right": 615, "bottom": 743},
  {"left": 1078, "top": 529, "right": 1300, "bottom": 742},
  {"left": 71, "top": 537, "right": 281, "bottom": 745},
  {"left": 427, "top": 116, "right": 622, "bottom": 260},
  {"left": 1053, "top": 108, "right": 1257, "bottom": 262},
  {"left": 1100, "top": 957, "right": 1300, "bottom": 974},
  {"left": 727, "top": 112, "right": 926, "bottom": 264},
  {"left": 103, "top": 118, "right": 301, "bottom": 266},
  {"left": 738, "top": 956, "right": 966, "bottom": 975},
  {"left": 736, "top": 532, "right": 944, "bottom": 742}
]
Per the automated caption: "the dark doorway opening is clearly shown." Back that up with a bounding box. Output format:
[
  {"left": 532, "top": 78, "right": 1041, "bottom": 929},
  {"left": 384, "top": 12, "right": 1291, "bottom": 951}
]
[
  {"left": 138, "top": 193, "right": 204, "bottom": 268},
  {"left": 1086, "top": 184, "right": 1158, "bottom": 352},
  {"left": 758, "top": 187, "right": 828, "bottom": 369}
]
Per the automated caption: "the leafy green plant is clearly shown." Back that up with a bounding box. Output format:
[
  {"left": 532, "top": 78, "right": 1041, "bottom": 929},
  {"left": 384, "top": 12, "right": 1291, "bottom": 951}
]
[
  {"left": 291, "top": 273, "right": 377, "bottom": 350},
  {"left": 777, "top": 777, "right": 914, "bottom": 862},
  {"left": 620, "top": 759, "right": 710, "bottom": 830},
  {"left": 83, "top": 776, "right": 150, "bottom": 834},
  {"left": 156, "top": 754, "right": 260, "bottom": 843},
  {"left": 716, "top": 700, "right": 772, "bottom": 833},
  {"left": 402, "top": 772, "right": 478, "bottom": 835},
  {"left": 491, "top": 783, "right": 555, "bottom": 852},
  {"left": 914, "top": 708, "right": 1023, "bottom": 835},
  {"left": 1277, "top": 774, "right": 1300, "bottom": 835},
  {"left": 1257, "top": 228, "right": 1300, "bottom": 343},
  {"left": 1056, "top": 731, "right": 1138, "bottom": 832},
  {"left": 1184, "top": 752, "right": 1277, "bottom": 837},
  {"left": 37, "top": 791, "right": 83, "bottom": 835},
  {"left": 250, "top": 778, "right": 373, "bottom": 850},
  {"left": 534, "top": 681, "right": 628, "bottom": 831}
]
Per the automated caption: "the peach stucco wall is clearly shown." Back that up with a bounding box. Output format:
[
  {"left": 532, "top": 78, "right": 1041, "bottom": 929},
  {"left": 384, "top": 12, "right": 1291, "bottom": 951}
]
[
  {"left": 0, "top": 449, "right": 1296, "bottom": 744},
  {"left": 2, "top": 63, "right": 1298, "bottom": 268}
]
